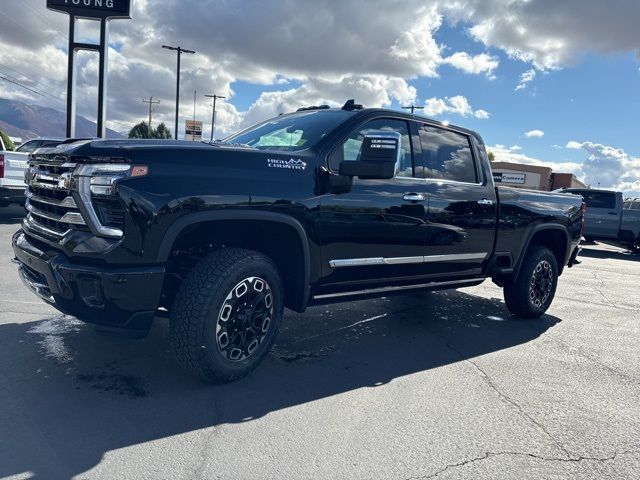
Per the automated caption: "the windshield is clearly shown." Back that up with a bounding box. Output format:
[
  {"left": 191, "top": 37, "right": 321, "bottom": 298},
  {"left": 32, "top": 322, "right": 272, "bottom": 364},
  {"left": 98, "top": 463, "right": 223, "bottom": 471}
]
[
  {"left": 16, "top": 140, "right": 39, "bottom": 153},
  {"left": 225, "top": 110, "right": 352, "bottom": 151}
]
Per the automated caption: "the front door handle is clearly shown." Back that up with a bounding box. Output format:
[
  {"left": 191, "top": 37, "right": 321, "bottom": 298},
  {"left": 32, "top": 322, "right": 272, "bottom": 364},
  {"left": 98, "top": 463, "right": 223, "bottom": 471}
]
[
  {"left": 403, "top": 193, "right": 426, "bottom": 202},
  {"left": 477, "top": 198, "right": 494, "bottom": 206}
]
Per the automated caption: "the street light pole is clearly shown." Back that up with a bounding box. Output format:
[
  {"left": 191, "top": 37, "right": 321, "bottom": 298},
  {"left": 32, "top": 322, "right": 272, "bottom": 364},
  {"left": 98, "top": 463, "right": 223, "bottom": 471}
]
[
  {"left": 162, "top": 45, "right": 196, "bottom": 139},
  {"left": 204, "top": 94, "right": 226, "bottom": 142}
]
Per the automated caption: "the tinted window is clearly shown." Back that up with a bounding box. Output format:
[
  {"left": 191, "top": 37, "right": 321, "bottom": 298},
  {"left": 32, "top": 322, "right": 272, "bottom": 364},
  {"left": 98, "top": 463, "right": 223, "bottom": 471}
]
[
  {"left": 419, "top": 126, "right": 477, "bottom": 183},
  {"left": 576, "top": 191, "right": 616, "bottom": 209},
  {"left": 16, "top": 140, "right": 41, "bottom": 153},
  {"left": 226, "top": 110, "right": 351, "bottom": 151},
  {"left": 329, "top": 118, "right": 414, "bottom": 178}
]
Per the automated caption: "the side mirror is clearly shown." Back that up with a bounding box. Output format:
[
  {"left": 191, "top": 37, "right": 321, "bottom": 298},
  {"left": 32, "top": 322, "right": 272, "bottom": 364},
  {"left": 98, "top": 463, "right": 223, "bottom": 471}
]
[{"left": 339, "top": 130, "right": 400, "bottom": 180}]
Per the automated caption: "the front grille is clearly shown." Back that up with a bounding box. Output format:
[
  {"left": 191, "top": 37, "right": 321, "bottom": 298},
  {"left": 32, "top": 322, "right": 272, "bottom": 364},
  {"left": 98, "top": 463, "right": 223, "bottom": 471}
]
[{"left": 24, "top": 156, "right": 85, "bottom": 241}]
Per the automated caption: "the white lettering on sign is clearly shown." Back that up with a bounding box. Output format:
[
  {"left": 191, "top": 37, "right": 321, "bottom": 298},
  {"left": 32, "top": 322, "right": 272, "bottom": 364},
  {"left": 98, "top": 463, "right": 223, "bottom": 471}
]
[{"left": 64, "top": 0, "right": 115, "bottom": 7}]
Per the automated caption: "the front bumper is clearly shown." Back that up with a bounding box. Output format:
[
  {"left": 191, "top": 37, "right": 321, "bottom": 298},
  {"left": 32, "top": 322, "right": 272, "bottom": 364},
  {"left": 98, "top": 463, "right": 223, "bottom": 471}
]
[
  {"left": 12, "top": 230, "right": 165, "bottom": 331},
  {"left": 0, "top": 186, "right": 26, "bottom": 204}
]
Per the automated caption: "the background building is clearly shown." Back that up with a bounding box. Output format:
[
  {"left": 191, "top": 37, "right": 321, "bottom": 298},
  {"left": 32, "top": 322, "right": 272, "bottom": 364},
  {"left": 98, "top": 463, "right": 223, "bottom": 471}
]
[{"left": 491, "top": 161, "right": 586, "bottom": 191}]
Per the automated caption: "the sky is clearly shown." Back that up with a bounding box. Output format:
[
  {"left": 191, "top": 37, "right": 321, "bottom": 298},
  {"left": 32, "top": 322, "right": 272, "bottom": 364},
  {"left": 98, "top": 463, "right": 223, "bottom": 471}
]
[{"left": 0, "top": 0, "right": 639, "bottom": 194}]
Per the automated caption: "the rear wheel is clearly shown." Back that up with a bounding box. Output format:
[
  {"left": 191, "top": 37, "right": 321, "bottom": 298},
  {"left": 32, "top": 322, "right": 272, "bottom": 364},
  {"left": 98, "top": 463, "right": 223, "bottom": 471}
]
[
  {"left": 504, "top": 246, "right": 558, "bottom": 319},
  {"left": 170, "top": 248, "right": 283, "bottom": 383}
]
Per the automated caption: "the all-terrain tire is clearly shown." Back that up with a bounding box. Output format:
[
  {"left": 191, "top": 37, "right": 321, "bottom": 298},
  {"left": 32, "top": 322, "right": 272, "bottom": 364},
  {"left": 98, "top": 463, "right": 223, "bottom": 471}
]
[
  {"left": 504, "top": 246, "right": 558, "bottom": 319},
  {"left": 170, "top": 248, "right": 283, "bottom": 383}
]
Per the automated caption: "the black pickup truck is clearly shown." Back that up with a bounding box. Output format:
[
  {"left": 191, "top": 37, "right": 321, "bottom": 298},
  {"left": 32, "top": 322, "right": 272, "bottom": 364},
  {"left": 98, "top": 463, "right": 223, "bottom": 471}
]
[{"left": 12, "top": 101, "right": 584, "bottom": 382}]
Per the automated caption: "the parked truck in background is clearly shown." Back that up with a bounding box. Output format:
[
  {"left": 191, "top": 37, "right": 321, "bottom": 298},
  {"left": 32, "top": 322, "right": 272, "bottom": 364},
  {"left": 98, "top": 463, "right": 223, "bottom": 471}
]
[
  {"left": 12, "top": 102, "right": 584, "bottom": 383},
  {"left": 562, "top": 189, "right": 640, "bottom": 252}
]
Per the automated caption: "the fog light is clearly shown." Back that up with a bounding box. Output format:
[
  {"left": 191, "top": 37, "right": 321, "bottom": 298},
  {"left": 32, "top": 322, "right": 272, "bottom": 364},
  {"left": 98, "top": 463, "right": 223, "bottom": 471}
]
[{"left": 79, "top": 277, "right": 104, "bottom": 309}]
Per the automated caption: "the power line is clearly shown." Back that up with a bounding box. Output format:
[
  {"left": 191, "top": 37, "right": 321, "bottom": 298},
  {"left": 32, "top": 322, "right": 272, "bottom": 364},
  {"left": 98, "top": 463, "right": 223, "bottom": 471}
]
[
  {"left": 0, "top": 69, "right": 65, "bottom": 104},
  {"left": 0, "top": 74, "right": 44, "bottom": 97},
  {"left": 0, "top": 62, "right": 64, "bottom": 94},
  {"left": 20, "top": 2, "right": 69, "bottom": 40}
]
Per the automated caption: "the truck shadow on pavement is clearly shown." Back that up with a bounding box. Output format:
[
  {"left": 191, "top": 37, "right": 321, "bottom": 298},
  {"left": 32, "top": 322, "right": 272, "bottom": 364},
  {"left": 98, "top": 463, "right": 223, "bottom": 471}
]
[{"left": 0, "top": 290, "right": 560, "bottom": 479}]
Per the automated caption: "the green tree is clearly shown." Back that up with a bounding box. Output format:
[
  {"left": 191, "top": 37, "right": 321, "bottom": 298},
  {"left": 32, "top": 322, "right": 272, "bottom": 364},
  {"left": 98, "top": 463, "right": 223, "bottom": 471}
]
[
  {"left": 488, "top": 151, "right": 495, "bottom": 162},
  {"left": 154, "top": 123, "right": 172, "bottom": 139},
  {"left": 0, "top": 129, "right": 14, "bottom": 151},
  {"left": 128, "top": 121, "right": 153, "bottom": 139}
]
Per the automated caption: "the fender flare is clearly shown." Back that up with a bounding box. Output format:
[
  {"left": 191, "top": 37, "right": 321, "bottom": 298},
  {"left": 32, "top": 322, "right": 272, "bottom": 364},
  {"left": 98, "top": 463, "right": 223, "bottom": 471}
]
[
  {"left": 157, "top": 210, "right": 311, "bottom": 310},
  {"left": 513, "top": 224, "right": 572, "bottom": 278}
]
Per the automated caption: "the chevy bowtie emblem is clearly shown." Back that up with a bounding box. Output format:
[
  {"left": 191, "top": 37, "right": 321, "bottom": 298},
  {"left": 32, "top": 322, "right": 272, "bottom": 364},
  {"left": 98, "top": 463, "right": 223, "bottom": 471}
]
[{"left": 58, "top": 172, "right": 72, "bottom": 190}]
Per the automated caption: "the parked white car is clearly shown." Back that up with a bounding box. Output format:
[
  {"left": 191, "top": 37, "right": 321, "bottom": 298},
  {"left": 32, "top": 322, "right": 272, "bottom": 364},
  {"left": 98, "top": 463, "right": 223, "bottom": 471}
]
[{"left": 1, "top": 138, "right": 65, "bottom": 207}]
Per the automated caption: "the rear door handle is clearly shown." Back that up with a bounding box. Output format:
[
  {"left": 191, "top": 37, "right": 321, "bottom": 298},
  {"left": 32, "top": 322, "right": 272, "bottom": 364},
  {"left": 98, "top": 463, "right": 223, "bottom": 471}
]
[
  {"left": 403, "top": 193, "right": 426, "bottom": 202},
  {"left": 608, "top": 212, "right": 618, "bottom": 215},
  {"left": 477, "top": 198, "right": 494, "bottom": 206}
]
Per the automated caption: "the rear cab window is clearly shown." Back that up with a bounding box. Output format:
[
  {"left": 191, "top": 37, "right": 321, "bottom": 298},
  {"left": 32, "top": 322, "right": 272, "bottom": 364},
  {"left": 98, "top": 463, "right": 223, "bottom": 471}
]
[
  {"left": 419, "top": 125, "right": 478, "bottom": 183},
  {"left": 572, "top": 191, "right": 617, "bottom": 209}
]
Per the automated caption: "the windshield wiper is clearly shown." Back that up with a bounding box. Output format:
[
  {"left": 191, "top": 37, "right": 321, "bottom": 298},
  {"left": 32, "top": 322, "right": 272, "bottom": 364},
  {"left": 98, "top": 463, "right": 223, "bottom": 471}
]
[{"left": 207, "top": 140, "right": 254, "bottom": 149}]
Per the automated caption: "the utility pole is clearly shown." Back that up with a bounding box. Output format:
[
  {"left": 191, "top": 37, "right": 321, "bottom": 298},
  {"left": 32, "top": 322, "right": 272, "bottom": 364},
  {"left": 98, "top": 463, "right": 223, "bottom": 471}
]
[
  {"left": 142, "top": 96, "right": 160, "bottom": 129},
  {"left": 402, "top": 105, "right": 424, "bottom": 114},
  {"left": 204, "top": 94, "right": 226, "bottom": 142},
  {"left": 193, "top": 90, "right": 197, "bottom": 122},
  {"left": 162, "top": 45, "right": 196, "bottom": 139}
]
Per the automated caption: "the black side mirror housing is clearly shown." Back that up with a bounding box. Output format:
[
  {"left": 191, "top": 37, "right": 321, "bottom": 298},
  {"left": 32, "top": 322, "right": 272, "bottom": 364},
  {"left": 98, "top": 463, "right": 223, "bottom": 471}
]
[{"left": 339, "top": 131, "right": 400, "bottom": 180}]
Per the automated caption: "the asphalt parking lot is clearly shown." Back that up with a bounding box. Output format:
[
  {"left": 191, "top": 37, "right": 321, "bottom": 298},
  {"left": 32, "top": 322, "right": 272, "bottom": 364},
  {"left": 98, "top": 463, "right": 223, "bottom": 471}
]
[{"left": 0, "top": 204, "right": 638, "bottom": 480}]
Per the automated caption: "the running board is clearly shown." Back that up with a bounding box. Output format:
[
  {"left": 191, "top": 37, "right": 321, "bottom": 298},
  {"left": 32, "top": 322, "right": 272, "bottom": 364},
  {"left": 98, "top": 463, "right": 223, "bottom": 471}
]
[{"left": 312, "top": 278, "right": 483, "bottom": 302}]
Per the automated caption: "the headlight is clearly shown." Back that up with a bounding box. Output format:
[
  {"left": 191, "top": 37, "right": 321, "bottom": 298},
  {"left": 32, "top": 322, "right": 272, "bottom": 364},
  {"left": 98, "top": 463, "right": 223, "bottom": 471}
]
[{"left": 72, "top": 162, "right": 148, "bottom": 238}]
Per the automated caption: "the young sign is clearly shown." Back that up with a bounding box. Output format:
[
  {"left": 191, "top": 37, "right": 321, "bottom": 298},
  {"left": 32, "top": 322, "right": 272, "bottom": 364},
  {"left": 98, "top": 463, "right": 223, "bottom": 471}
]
[{"left": 46, "top": 0, "right": 131, "bottom": 19}]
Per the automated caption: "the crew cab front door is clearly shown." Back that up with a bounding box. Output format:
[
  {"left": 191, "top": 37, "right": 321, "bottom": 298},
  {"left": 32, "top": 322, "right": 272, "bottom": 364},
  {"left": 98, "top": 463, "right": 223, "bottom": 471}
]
[
  {"left": 318, "top": 117, "right": 430, "bottom": 288},
  {"left": 418, "top": 124, "right": 497, "bottom": 277}
]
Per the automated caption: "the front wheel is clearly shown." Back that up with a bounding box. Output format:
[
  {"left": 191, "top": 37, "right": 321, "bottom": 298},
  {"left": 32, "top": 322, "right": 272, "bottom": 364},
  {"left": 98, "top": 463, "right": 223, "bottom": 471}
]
[
  {"left": 504, "top": 246, "right": 558, "bottom": 319},
  {"left": 170, "top": 248, "right": 283, "bottom": 383}
]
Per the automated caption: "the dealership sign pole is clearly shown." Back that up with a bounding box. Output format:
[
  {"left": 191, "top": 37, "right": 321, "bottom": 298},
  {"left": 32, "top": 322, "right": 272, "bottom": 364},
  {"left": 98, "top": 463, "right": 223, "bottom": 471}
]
[{"left": 47, "top": 0, "right": 132, "bottom": 139}]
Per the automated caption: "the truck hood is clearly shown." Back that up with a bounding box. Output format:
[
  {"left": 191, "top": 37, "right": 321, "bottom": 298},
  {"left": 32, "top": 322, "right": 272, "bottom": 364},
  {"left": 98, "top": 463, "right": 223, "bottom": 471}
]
[{"left": 33, "top": 138, "right": 260, "bottom": 161}]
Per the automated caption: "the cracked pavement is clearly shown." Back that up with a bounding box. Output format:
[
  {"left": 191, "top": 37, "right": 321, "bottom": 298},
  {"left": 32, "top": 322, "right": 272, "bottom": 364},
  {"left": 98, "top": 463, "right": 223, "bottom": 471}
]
[{"left": 0, "top": 205, "right": 639, "bottom": 480}]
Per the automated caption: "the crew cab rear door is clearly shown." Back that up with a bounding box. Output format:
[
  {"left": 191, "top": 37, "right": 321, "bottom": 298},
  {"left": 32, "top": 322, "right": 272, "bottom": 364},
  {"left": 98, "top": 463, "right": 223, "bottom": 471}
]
[{"left": 418, "top": 123, "right": 497, "bottom": 276}]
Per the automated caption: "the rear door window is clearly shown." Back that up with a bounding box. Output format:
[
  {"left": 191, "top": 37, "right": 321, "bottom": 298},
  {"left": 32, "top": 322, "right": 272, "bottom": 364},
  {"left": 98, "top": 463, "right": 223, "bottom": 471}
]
[{"left": 419, "top": 125, "right": 478, "bottom": 183}]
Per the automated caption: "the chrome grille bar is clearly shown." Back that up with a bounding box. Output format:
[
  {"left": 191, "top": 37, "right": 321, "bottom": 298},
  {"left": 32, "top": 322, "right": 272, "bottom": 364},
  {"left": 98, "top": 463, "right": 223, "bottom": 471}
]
[
  {"left": 26, "top": 190, "right": 77, "bottom": 209},
  {"left": 26, "top": 203, "right": 86, "bottom": 225}
]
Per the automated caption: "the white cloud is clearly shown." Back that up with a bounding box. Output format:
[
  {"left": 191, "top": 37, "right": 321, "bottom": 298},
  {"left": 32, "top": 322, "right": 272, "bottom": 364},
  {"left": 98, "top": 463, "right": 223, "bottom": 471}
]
[
  {"left": 423, "top": 95, "right": 490, "bottom": 119},
  {"left": 489, "top": 144, "right": 583, "bottom": 174},
  {"left": 510, "top": 145, "right": 522, "bottom": 151},
  {"left": 442, "top": 0, "right": 640, "bottom": 70},
  {"left": 515, "top": 69, "right": 536, "bottom": 91},
  {"left": 525, "top": 130, "right": 545, "bottom": 138},
  {"left": 2, "top": 0, "right": 640, "bottom": 139},
  {"left": 489, "top": 143, "right": 640, "bottom": 195},
  {"left": 237, "top": 75, "right": 417, "bottom": 133},
  {"left": 443, "top": 52, "right": 499, "bottom": 78},
  {"left": 566, "top": 141, "right": 583, "bottom": 149}
]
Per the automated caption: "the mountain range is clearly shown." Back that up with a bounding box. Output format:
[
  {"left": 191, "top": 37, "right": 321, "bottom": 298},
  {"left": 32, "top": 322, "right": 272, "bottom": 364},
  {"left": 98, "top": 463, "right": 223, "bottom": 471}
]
[{"left": 0, "top": 97, "right": 125, "bottom": 140}]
